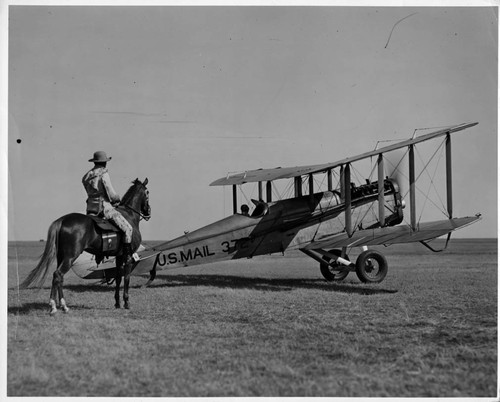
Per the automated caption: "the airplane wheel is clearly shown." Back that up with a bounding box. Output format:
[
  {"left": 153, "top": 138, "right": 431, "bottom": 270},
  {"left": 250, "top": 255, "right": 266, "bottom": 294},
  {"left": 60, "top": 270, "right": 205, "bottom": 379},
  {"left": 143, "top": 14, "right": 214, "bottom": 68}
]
[
  {"left": 320, "top": 249, "right": 350, "bottom": 282},
  {"left": 355, "top": 250, "right": 388, "bottom": 283}
]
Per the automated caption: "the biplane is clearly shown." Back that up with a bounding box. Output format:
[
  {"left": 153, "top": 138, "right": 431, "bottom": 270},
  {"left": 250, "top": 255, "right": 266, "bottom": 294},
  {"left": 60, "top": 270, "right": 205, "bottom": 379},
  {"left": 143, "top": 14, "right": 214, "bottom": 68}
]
[{"left": 72, "top": 122, "right": 481, "bottom": 284}]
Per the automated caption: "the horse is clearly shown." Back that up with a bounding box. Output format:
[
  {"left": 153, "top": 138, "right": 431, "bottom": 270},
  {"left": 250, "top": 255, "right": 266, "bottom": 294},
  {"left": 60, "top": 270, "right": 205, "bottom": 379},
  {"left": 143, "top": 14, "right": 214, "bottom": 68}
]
[{"left": 20, "top": 178, "right": 151, "bottom": 314}]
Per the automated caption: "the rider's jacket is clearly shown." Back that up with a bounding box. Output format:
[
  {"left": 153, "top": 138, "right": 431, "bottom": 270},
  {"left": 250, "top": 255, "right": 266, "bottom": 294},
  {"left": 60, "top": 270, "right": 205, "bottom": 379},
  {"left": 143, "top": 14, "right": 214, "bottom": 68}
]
[{"left": 82, "top": 167, "right": 121, "bottom": 215}]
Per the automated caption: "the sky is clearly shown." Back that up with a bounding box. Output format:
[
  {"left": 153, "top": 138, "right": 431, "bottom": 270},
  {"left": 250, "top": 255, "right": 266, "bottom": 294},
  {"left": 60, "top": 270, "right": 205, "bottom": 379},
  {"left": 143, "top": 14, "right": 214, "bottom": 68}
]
[{"left": 3, "top": 3, "right": 498, "bottom": 241}]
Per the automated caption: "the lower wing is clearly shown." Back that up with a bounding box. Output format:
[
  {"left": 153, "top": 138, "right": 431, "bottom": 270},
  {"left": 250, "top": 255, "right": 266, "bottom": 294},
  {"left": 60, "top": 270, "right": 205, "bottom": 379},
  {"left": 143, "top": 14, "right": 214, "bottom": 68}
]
[{"left": 303, "top": 215, "right": 481, "bottom": 250}]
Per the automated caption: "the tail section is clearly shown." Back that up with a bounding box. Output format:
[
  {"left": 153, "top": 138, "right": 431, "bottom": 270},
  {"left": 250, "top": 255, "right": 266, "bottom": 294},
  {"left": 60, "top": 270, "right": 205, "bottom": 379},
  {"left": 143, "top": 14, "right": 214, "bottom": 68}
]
[{"left": 20, "top": 218, "right": 62, "bottom": 289}]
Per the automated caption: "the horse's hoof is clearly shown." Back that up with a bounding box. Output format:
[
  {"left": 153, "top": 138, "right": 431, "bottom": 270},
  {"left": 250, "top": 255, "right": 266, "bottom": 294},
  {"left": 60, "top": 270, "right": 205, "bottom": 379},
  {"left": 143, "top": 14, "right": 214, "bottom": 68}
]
[
  {"left": 60, "top": 299, "right": 69, "bottom": 313},
  {"left": 49, "top": 299, "right": 57, "bottom": 315},
  {"left": 124, "top": 304, "right": 130, "bottom": 310},
  {"left": 115, "top": 304, "right": 120, "bottom": 309}
]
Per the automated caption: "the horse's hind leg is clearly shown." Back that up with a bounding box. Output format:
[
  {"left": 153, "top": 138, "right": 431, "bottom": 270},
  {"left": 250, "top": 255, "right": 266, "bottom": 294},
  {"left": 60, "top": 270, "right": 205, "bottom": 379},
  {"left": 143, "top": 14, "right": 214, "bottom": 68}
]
[
  {"left": 49, "top": 272, "right": 60, "bottom": 315},
  {"left": 49, "top": 260, "right": 72, "bottom": 315},
  {"left": 58, "top": 260, "right": 74, "bottom": 313},
  {"left": 50, "top": 270, "right": 68, "bottom": 314}
]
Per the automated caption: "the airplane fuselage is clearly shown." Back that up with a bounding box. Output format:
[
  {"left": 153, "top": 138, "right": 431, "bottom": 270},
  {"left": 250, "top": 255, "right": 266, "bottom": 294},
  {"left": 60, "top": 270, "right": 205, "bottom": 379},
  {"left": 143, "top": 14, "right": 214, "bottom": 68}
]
[{"left": 132, "top": 179, "right": 404, "bottom": 275}]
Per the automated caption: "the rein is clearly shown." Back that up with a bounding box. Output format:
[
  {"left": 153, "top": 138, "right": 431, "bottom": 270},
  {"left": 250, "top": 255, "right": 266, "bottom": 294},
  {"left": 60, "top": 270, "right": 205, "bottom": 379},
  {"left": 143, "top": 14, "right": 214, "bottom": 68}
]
[{"left": 124, "top": 204, "right": 151, "bottom": 221}]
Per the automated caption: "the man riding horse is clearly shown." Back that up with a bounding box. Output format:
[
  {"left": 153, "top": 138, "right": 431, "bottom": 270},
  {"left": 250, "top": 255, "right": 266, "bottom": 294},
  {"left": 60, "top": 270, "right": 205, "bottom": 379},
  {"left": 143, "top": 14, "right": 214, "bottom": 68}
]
[
  {"left": 82, "top": 151, "right": 134, "bottom": 267},
  {"left": 21, "top": 153, "right": 150, "bottom": 313}
]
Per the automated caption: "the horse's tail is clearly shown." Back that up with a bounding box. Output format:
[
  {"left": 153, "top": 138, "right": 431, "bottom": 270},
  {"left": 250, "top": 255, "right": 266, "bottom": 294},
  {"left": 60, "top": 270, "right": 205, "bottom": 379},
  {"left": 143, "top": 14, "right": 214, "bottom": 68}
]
[{"left": 20, "top": 218, "right": 63, "bottom": 289}]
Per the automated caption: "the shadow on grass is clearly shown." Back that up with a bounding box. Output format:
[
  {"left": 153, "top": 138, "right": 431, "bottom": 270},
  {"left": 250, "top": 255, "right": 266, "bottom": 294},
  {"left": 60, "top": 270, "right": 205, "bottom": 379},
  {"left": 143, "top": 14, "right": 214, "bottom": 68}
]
[
  {"left": 11, "top": 276, "right": 398, "bottom": 308},
  {"left": 10, "top": 277, "right": 397, "bottom": 315},
  {"left": 145, "top": 274, "right": 398, "bottom": 295},
  {"left": 13, "top": 283, "right": 116, "bottom": 294},
  {"left": 8, "top": 301, "right": 94, "bottom": 315},
  {"left": 64, "top": 283, "right": 119, "bottom": 293}
]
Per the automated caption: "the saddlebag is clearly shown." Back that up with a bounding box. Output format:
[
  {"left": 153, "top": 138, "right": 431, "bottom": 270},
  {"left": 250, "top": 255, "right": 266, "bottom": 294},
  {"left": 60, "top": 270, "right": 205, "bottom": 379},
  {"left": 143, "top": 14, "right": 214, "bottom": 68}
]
[{"left": 102, "top": 232, "right": 119, "bottom": 254}]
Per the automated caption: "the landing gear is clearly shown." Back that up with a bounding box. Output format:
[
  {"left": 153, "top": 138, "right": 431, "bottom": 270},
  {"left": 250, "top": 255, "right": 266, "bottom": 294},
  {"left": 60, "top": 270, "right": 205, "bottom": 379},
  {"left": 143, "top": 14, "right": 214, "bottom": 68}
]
[
  {"left": 355, "top": 250, "right": 388, "bottom": 283},
  {"left": 320, "top": 249, "right": 350, "bottom": 282},
  {"left": 303, "top": 247, "right": 389, "bottom": 284}
]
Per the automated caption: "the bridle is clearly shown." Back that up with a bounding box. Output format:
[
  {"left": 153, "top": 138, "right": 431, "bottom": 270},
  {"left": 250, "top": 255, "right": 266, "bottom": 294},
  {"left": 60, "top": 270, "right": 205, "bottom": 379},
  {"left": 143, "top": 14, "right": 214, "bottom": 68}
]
[
  {"left": 123, "top": 186, "right": 151, "bottom": 221},
  {"left": 125, "top": 204, "right": 151, "bottom": 221}
]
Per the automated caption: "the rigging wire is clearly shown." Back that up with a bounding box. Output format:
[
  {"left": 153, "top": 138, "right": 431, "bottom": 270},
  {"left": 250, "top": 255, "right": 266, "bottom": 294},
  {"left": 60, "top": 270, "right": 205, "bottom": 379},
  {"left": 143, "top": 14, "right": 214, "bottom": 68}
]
[
  {"left": 415, "top": 142, "right": 448, "bottom": 222},
  {"left": 313, "top": 172, "right": 327, "bottom": 192},
  {"left": 238, "top": 184, "right": 252, "bottom": 207},
  {"left": 387, "top": 139, "right": 449, "bottom": 223},
  {"left": 378, "top": 138, "right": 450, "bottom": 226},
  {"left": 353, "top": 200, "right": 378, "bottom": 230},
  {"left": 351, "top": 164, "right": 366, "bottom": 187},
  {"left": 283, "top": 178, "right": 296, "bottom": 199},
  {"left": 412, "top": 137, "right": 447, "bottom": 185},
  {"left": 402, "top": 139, "right": 448, "bottom": 216},
  {"left": 271, "top": 181, "right": 283, "bottom": 201}
]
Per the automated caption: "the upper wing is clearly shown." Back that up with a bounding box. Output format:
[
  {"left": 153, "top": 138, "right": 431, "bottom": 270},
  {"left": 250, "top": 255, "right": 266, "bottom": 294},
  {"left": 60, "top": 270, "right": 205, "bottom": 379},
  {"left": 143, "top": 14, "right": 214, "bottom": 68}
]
[
  {"left": 303, "top": 216, "right": 481, "bottom": 250},
  {"left": 210, "top": 122, "right": 478, "bottom": 186}
]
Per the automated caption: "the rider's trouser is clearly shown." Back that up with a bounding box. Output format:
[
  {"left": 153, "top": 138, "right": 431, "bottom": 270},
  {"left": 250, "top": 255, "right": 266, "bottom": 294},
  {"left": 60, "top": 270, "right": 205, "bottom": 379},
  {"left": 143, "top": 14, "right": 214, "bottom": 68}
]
[{"left": 103, "top": 202, "right": 133, "bottom": 244}]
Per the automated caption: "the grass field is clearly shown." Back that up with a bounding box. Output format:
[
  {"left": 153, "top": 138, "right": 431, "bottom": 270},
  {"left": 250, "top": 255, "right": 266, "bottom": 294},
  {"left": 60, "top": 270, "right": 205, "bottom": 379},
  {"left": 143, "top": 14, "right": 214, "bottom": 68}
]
[{"left": 7, "top": 239, "right": 498, "bottom": 397}]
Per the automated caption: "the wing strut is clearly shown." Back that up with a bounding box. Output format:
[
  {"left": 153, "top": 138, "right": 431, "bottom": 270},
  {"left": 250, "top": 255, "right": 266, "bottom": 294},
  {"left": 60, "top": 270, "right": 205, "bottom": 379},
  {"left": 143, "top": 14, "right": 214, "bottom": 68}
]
[
  {"left": 344, "top": 163, "right": 352, "bottom": 237},
  {"left": 420, "top": 232, "right": 452, "bottom": 252},
  {"left": 294, "top": 176, "right": 302, "bottom": 197},
  {"left": 377, "top": 154, "right": 385, "bottom": 225},
  {"left": 446, "top": 132, "right": 453, "bottom": 218},
  {"left": 308, "top": 174, "right": 314, "bottom": 197},
  {"left": 327, "top": 169, "right": 333, "bottom": 191},
  {"left": 409, "top": 144, "right": 416, "bottom": 231},
  {"left": 232, "top": 185, "right": 237, "bottom": 214}
]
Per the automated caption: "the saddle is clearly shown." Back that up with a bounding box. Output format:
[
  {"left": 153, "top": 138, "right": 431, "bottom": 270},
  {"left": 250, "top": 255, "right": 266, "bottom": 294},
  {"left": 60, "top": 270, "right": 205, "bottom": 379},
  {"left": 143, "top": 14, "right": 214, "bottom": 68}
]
[{"left": 88, "top": 215, "right": 122, "bottom": 256}]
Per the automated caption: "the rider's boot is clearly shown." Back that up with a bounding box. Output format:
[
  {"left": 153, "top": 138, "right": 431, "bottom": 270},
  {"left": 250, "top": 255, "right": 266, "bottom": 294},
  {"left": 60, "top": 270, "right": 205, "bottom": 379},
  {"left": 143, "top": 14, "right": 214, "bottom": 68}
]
[{"left": 122, "top": 242, "right": 134, "bottom": 267}]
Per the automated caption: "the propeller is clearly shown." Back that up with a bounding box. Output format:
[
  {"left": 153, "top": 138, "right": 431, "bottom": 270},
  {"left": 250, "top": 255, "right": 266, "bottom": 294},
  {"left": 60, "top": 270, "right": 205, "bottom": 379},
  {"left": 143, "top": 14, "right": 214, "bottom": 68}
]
[{"left": 385, "top": 149, "right": 408, "bottom": 199}]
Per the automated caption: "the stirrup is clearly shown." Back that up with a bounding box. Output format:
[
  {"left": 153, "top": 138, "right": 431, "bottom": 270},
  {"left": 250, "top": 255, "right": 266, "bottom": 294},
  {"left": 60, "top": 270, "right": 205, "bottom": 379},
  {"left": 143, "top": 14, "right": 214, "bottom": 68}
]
[{"left": 98, "top": 277, "right": 115, "bottom": 285}]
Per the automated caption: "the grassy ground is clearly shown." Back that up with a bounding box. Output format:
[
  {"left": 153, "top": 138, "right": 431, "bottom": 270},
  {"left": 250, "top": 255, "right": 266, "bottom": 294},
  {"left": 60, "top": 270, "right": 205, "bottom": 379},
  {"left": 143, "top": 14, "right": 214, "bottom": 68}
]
[{"left": 7, "top": 239, "right": 498, "bottom": 397}]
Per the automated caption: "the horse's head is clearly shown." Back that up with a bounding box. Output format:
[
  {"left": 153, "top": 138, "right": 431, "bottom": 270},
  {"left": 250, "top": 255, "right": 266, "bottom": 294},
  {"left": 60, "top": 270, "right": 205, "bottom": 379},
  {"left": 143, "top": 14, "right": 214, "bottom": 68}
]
[
  {"left": 122, "top": 178, "right": 151, "bottom": 221},
  {"left": 138, "top": 178, "right": 151, "bottom": 221}
]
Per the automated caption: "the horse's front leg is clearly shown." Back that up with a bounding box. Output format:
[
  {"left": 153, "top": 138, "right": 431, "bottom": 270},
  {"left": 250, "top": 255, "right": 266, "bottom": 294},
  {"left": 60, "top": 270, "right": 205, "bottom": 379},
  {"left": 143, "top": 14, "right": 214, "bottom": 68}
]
[
  {"left": 114, "top": 262, "right": 123, "bottom": 309},
  {"left": 123, "top": 260, "right": 131, "bottom": 310}
]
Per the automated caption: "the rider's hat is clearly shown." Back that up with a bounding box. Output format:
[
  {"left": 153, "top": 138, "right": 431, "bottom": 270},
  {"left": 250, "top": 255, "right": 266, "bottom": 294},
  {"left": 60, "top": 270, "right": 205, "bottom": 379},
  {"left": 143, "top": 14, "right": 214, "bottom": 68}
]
[{"left": 89, "top": 151, "right": 112, "bottom": 163}]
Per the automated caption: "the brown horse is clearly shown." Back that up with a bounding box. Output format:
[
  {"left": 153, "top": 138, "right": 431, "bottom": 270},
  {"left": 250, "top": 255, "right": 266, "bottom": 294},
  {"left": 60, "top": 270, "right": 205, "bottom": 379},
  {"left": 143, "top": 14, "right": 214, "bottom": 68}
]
[{"left": 20, "top": 178, "right": 151, "bottom": 314}]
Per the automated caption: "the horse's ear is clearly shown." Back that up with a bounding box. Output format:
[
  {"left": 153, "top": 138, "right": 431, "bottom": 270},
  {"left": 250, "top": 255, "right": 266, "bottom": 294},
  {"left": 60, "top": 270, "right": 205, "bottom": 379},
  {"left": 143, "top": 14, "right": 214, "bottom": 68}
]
[{"left": 143, "top": 178, "right": 148, "bottom": 186}]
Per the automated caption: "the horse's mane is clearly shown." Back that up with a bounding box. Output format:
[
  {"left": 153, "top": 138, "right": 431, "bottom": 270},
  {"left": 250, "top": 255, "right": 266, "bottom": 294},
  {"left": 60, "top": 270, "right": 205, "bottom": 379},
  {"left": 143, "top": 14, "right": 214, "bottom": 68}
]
[{"left": 120, "top": 179, "right": 143, "bottom": 206}]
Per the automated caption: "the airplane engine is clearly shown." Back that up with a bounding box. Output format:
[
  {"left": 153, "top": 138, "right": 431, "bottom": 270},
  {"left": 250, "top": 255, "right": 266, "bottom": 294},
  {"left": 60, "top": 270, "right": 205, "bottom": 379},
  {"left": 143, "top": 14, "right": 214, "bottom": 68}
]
[{"left": 352, "top": 178, "right": 404, "bottom": 229}]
